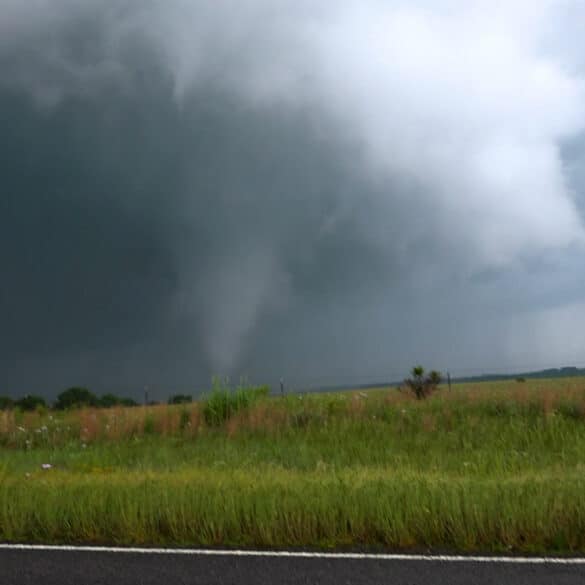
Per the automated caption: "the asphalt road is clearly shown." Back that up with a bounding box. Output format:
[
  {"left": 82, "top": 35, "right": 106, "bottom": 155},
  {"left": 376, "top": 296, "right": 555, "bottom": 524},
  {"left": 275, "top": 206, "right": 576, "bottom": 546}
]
[{"left": 1, "top": 548, "right": 585, "bottom": 585}]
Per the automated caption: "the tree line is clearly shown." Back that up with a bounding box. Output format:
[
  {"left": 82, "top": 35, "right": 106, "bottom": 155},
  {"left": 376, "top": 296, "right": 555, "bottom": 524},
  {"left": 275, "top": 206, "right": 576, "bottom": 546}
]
[
  {"left": 0, "top": 387, "right": 139, "bottom": 411},
  {"left": 0, "top": 387, "right": 196, "bottom": 411}
]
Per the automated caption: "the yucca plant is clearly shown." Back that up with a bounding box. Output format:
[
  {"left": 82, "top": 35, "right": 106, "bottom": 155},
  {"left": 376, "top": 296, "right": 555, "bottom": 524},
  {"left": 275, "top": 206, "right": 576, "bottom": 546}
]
[{"left": 404, "top": 366, "right": 442, "bottom": 399}]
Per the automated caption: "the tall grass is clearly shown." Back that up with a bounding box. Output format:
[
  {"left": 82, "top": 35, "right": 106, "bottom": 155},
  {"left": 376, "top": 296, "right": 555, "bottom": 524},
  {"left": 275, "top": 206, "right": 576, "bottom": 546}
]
[
  {"left": 2, "top": 468, "right": 585, "bottom": 551},
  {"left": 202, "top": 377, "right": 270, "bottom": 426},
  {"left": 2, "top": 377, "right": 585, "bottom": 551}
]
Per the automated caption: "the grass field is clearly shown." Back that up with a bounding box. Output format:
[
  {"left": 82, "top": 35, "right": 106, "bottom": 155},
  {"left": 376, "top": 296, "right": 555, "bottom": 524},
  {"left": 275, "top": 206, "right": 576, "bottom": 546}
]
[{"left": 2, "top": 378, "right": 585, "bottom": 552}]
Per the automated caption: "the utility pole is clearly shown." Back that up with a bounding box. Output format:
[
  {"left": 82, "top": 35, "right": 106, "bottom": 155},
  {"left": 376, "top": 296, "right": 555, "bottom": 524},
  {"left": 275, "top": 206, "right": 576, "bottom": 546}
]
[
  {"left": 280, "top": 377, "right": 284, "bottom": 396},
  {"left": 144, "top": 385, "right": 149, "bottom": 406},
  {"left": 447, "top": 372, "right": 452, "bottom": 391}
]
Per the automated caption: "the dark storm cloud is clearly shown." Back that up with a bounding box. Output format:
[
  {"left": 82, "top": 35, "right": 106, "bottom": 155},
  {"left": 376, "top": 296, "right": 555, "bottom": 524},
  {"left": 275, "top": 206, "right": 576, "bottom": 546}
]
[
  {"left": 2, "top": 0, "right": 585, "bottom": 397},
  {"left": 0, "top": 53, "right": 399, "bottom": 393}
]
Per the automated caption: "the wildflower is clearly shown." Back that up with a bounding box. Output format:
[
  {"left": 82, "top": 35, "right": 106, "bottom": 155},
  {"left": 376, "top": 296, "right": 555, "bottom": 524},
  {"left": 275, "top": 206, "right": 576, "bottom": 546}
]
[
  {"left": 41, "top": 426, "right": 48, "bottom": 432},
  {"left": 17, "top": 426, "right": 26, "bottom": 432},
  {"left": 41, "top": 463, "right": 52, "bottom": 470}
]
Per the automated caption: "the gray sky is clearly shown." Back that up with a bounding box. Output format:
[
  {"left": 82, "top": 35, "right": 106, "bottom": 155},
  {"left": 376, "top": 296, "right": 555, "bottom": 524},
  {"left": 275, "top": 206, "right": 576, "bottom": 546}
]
[{"left": 2, "top": 0, "right": 585, "bottom": 399}]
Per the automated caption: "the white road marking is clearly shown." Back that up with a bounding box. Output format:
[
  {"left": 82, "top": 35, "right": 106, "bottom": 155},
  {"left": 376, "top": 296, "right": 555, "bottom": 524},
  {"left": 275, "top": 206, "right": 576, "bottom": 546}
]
[{"left": 0, "top": 544, "right": 584, "bottom": 564}]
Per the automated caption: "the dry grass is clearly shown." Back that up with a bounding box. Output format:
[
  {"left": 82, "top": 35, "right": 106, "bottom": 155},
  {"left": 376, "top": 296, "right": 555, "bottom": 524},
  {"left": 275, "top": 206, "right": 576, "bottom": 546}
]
[{"left": 2, "top": 377, "right": 585, "bottom": 448}]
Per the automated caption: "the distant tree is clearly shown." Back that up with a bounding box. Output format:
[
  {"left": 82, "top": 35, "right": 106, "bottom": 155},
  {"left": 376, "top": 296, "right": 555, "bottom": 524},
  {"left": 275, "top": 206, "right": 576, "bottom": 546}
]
[
  {"left": 403, "top": 366, "right": 442, "bottom": 400},
  {"left": 0, "top": 396, "right": 14, "bottom": 410},
  {"left": 121, "top": 397, "right": 139, "bottom": 407},
  {"left": 54, "top": 387, "right": 98, "bottom": 410},
  {"left": 98, "top": 393, "right": 122, "bottom": 408},
  {"left": 15, "top": 395, "right": 46, "bottom": 411},
  {"left": 168, "top": 394, "right": 193, "bottom": 405},
  {"left": 98, "top": 394, "right": 139, "bottom": 408}
]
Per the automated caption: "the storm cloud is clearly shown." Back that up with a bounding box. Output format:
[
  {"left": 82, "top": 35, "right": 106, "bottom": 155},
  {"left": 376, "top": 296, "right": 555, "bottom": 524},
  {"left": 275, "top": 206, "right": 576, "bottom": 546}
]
[{"left": 2, "top": 0, "right": 585, "bottom": 398}]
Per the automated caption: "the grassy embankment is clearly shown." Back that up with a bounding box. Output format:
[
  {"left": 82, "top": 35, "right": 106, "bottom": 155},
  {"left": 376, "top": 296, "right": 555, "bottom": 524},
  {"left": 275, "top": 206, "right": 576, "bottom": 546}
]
[{"left": 2, "top": 378, "right": 585, "bottom": 553}]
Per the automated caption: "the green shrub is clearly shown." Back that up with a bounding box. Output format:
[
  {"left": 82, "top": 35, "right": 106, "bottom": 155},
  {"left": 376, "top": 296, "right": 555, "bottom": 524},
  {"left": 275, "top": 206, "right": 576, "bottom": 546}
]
[
  {"left": 168, "top": 394, "right": 193, "bottom": 405},
  {"left": 54, "top": 387, "right": 98, "bottom": 410},
  {"left": 98, "top": 393, "right": 138, "bottom": 408},
  {"left": 0, "top": 397, "right": 14, "bottom": 410},
  {"left": 121, "top": 398, "right": 139, "bottom": 407},
  {"left": 14, "top": 395, "right": 46, "bottom": 411},
  {"left": 98, "top": 393, "right": 120, "bottom": 408},
  {"left": 403, "top": 366, "right": 442, "bottom": 400},
  {"left": 202, "top": 377, "right": 270, "bottom": 426}
]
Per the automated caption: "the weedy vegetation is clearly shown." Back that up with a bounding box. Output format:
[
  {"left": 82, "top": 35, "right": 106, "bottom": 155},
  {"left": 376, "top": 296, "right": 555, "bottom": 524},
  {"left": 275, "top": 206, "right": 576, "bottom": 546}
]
[
  {"left": 2, "top": 375, "right": 585, "bottom": 552},
  {"left": 403, "top": 365, "right": 442, "bottom": 399}
]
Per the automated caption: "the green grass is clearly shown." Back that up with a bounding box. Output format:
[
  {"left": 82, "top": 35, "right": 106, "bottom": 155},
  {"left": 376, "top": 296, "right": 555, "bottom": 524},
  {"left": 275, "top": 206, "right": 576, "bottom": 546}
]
[
  {"left": 202, "top": 377, "right": 270, "bottom": 426},
  {"left": 2, "top": 378, "right": 585, "bottom": 552}
]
